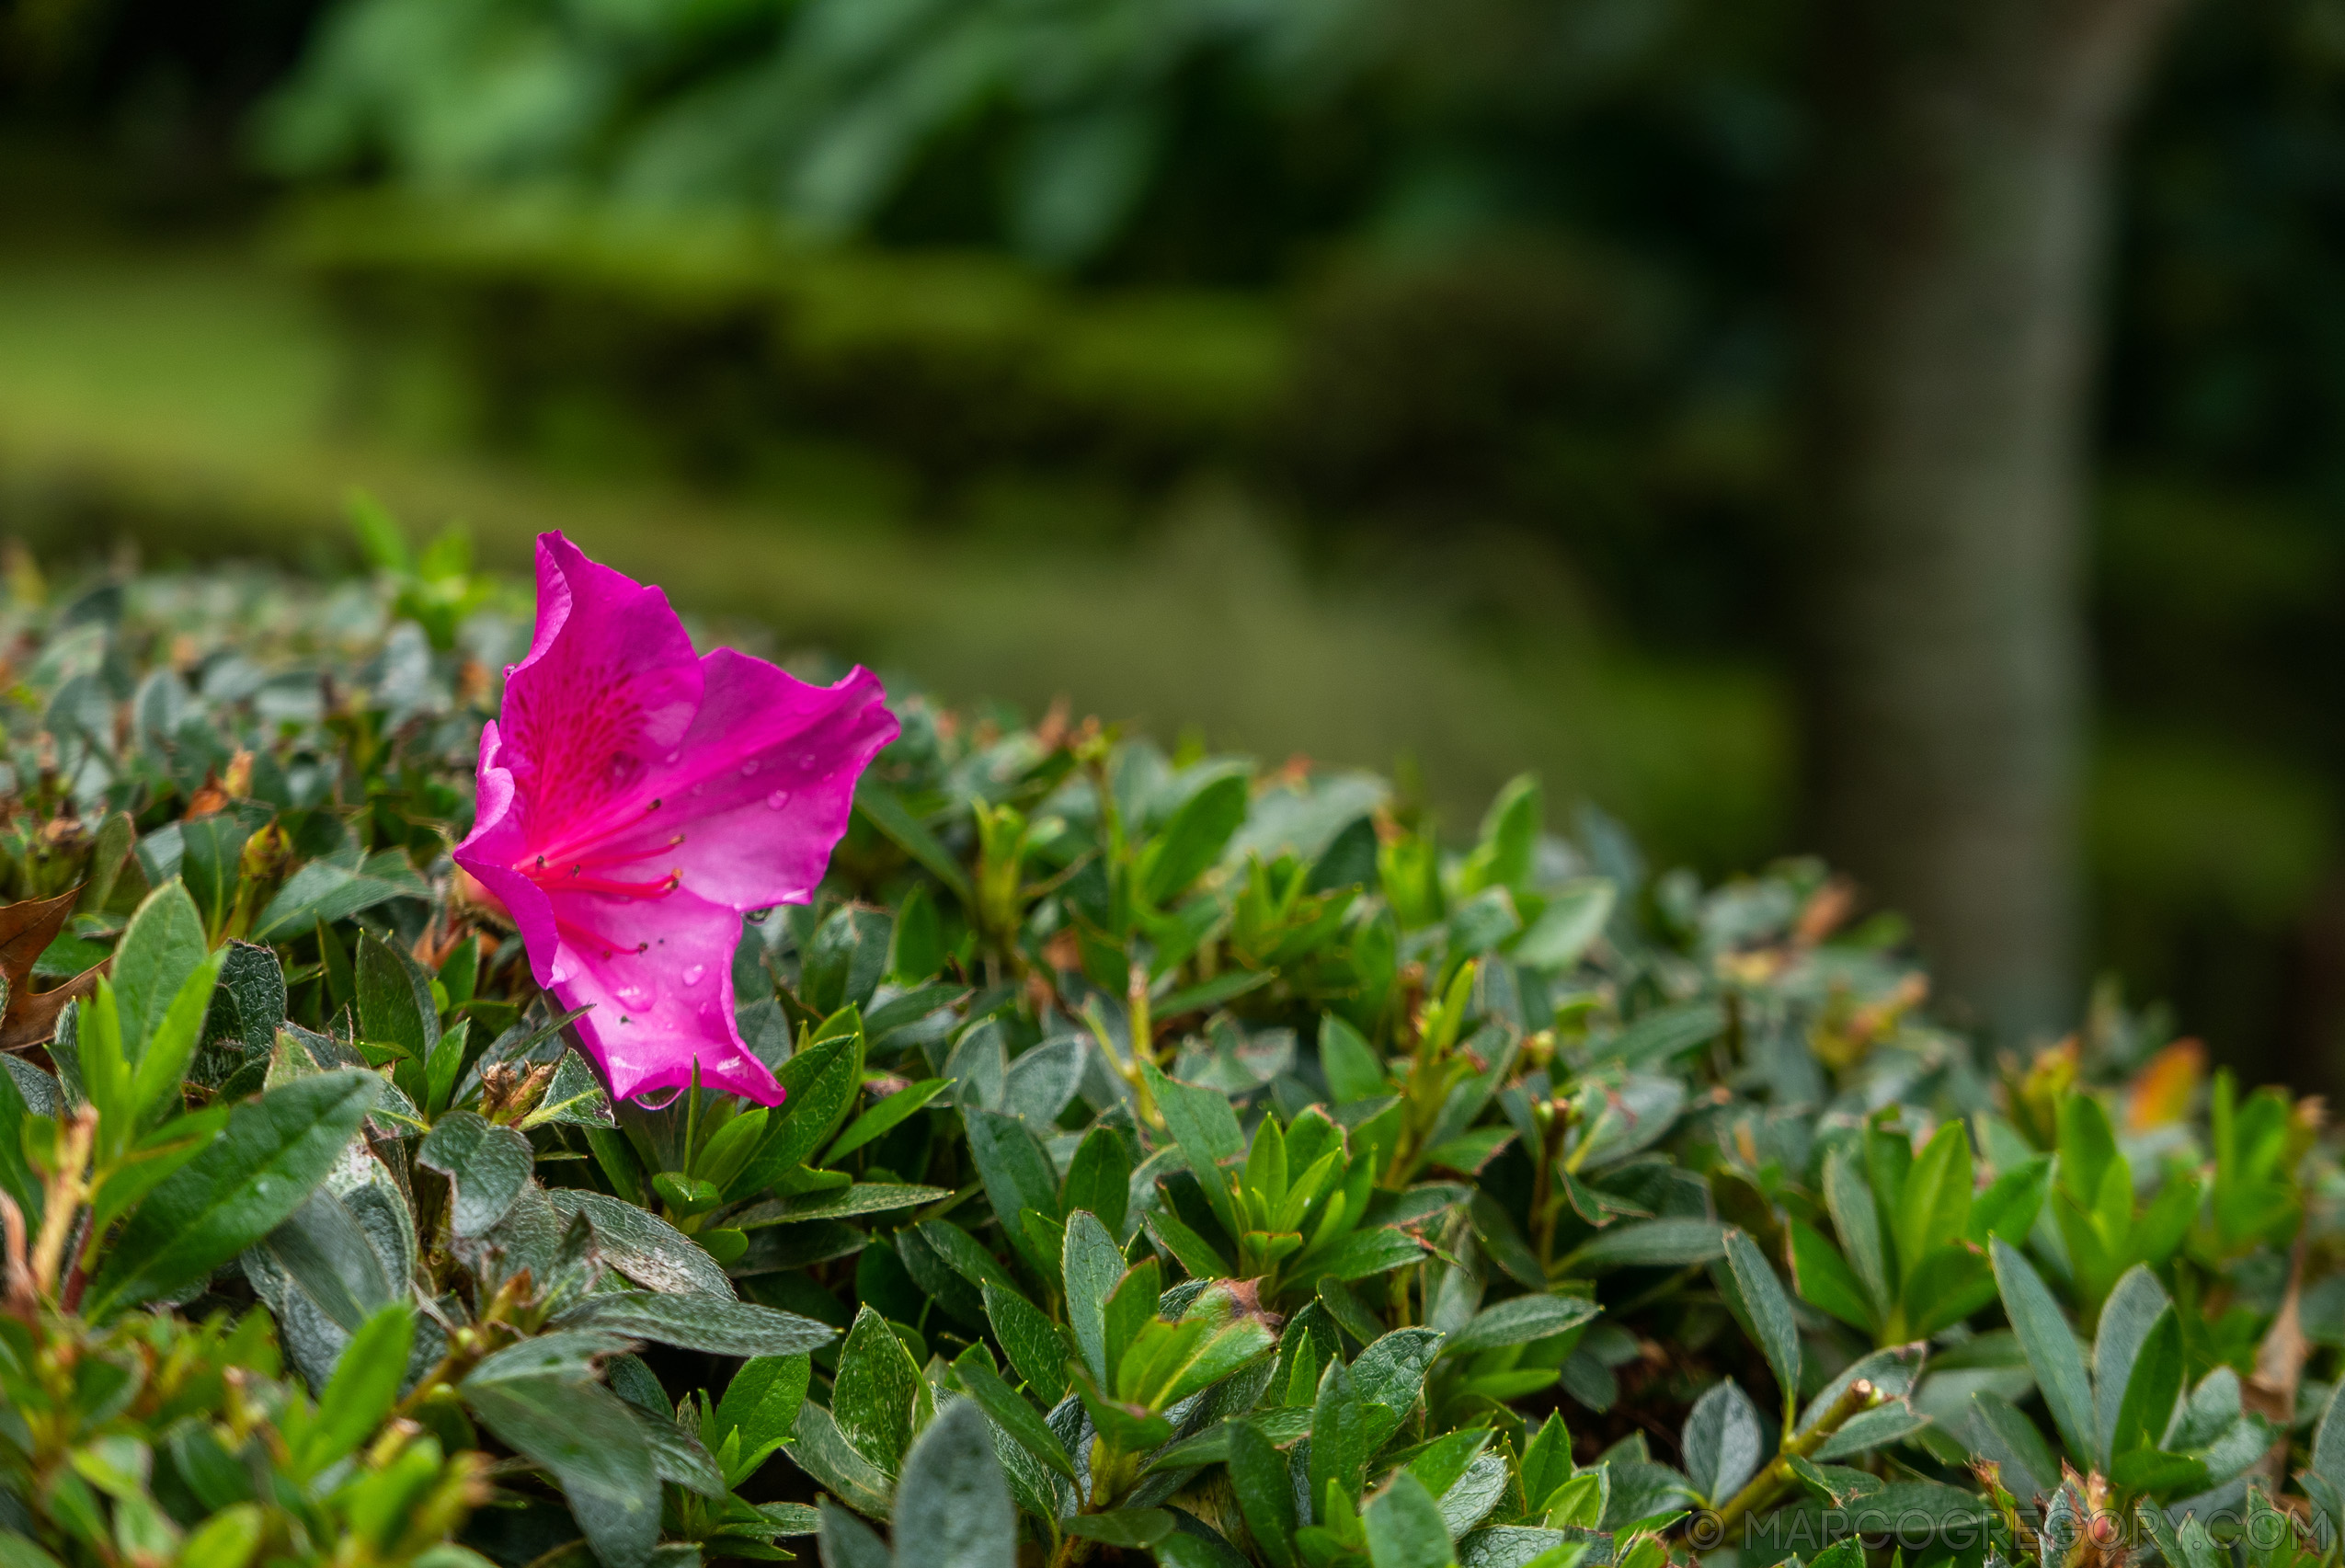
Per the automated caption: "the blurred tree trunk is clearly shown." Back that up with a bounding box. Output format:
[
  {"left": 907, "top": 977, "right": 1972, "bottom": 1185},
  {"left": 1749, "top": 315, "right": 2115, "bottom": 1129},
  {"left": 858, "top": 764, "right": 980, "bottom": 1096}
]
[{"left": 1798, "top": 0, "right": 2183, "bottom": 1042}]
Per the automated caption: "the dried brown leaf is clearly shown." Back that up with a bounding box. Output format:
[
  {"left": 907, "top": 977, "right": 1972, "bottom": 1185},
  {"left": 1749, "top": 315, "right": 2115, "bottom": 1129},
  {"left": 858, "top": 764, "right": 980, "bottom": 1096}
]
[{"left": 0, "top": 886, "right": 105, "bottom": 1052}]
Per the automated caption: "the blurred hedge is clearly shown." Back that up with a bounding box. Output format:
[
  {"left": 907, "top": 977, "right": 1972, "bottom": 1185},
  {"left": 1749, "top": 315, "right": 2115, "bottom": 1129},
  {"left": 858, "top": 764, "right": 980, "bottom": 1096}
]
[
  {"left": 287, "top": 192, "right": 1291, "bottom": 496},
  {"left": 282, "top": 192, "right": 1743, "bottom": 550}
]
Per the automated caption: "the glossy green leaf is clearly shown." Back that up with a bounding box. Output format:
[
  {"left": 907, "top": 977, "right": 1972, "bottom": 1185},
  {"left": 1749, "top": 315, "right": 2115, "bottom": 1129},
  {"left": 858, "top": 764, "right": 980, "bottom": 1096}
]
[
  {"left": 1592, "top": 1001, "right": 1723, "bottom": 1070},
  {"left": 559, "top": 1291, "right": 838, "bottom": 1356},
  {"left": 1444, "top": 1294, "right": 1598, "bottom": 1356},
  {"left": 1063, "top": 1208, "right": 1125, "bottom": 1385},
  {"left": 1140, "top": 773, "right": 1248, "bottom": 905},
  {"left": 1298, "top": 1225, "right": 1428, "bottom": 1286},
  {"left": 952, "top": 1345, "right": 1076, "bottom": 1480},
  {"left": 736, "top": 1181, "right": 949, "bottom": 1226},
  {"left": 130, "top": 950, "right": 223, "bottom": 1123},
  {"left": 833, "top": 1305, "right": 923, "bottom": 1474},
  {"left": 256, "top": 1184, "right": 394, "bottom": 1333},
  {"left": 1720, "top": 1229, "right": 1799, "bottom": 1423},
  {"left": 1990, "top": 1237, "right": 2095, "bottom": 1467},
  {"left": 461, "top": 1374, "right": 660, "bottom": 1568},
  {"left": 0, "top": 1064, "right": 39, "bottom": 1224},
  {"left": 1068, "top": 1509, "right": 1177, "bottom": 1548},
  {"left": 1788, "top": 1219, "right": 1874, "bottom": 1334},
  {"left": 1823, "top": 1150, "right": 1891, "bottom": 1320},
  {"left": 964, "top": 1108, "right": 1061, "bottom": 1263},
  {"left": 546, "top": 1189, "right": 735, "bottom": 1297},
  {"left": 984, "top": 1281, "right": 1071, "bottom": 1405},
  {"left": 415, "top": 1110, "right": 533, "bottom": 1236},
  {"left": 1901, "top": 1242, "right": 1998, "bottom": 1337},
  {"left": 1364, "top": 1471, "right": 1455, "bottom": 1568},
  {"left": 176, "top": 1505, "right": 261, "bottom": 1568},
  {"left": 1893, "top": 1122, "right": 1973, "bottom": 1284},
  {"left": 2310, "top": 1383, "right": 2345, "bottom": 1540},
  {"left": 1559, "top": 1218, "right": 1725, "bottom": 1274},
  {"left": 1968, "top": 1156, "right": 2053, "bottom": 1246},
  {"left": 715, "top": 1354, "right": 812, "bottom": 1477},
  {"left": 854, "top": 782, "right": 974, "bottom": 907},
  {"left": 1320, "top": 1013, "right": 1389, "bottom": 1103},
  {"left": 896, "top": 1399, "right": 1017, "bottom": 1568},
  {"left": 2109, "top": 1446, "right": 2209, "bottom": 1495},
  {"left": 1148, "top": 1208, "right": 1233, "bottom": 1278},
  {"left": 110, "top": 882, "right": 208, "bottom": 1056},
  {"left": 1512, "top": 879, "right": 1616, "bottom": 971},
  {"left": 356, "top": 931, "right": 437, "bottom": 1061},
  {"left": 818, "top": 1499, "right": 891, "bottom": 1568},
  {"left": 1063, "top": 1126, "right": 1132, "bottom": 1236},
  {"left": 2110, "top": 1306, "right": 2185, "bottom": 1462},
  {"left": 1810, "top": 1402, "right": 1930, "bottom": 1461},
  {"left": 1102, "top": 1256, "right": 1164, "bottom": 1393},
  {"left": 1965, "top": 1390, "right": 2060, "bottom": 1502},
  {"left": 826, "top": 1078, "right": 951, "bottom": 1162},
  {"left": 1229, "top": 1418, "right": 1299, "bottom": 1568},
  {"left": 85, "top": 1070, "right": 379, "bottom": 1319},
  {"left": 1680, "top": 1379, "right": 1763, "bottom": 1505},
  {"left": 788, "top": 1402, "right": 894, "bottom": 1517},
  {"left": 2095, "top": 1264, "right": 2173, "bottom": 1467},
  {"left": 296, "top": 1302, "right": 414, "bottom": 1474},
  {"left": 1144, "top": 1060, "right": 1245, "bottom": 1235}
]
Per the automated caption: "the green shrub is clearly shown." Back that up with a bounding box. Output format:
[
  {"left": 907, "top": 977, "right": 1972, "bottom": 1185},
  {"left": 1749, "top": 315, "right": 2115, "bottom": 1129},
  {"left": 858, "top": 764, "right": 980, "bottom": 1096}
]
[
  {"left": 0, "top": 531, "right": 2335, "bottom": 1568},
  {"left": 286, "top": 193, "right": 1288, "bottom": 498},
  {"left": 284, "top": 197, "right": 1718, "bottom": 544}
]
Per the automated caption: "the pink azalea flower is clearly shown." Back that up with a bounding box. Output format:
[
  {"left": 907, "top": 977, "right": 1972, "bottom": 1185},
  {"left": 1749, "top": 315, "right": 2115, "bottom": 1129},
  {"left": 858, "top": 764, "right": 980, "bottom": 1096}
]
[{"left": 455, "top": 532, "right": 898, "bottom": 1105}]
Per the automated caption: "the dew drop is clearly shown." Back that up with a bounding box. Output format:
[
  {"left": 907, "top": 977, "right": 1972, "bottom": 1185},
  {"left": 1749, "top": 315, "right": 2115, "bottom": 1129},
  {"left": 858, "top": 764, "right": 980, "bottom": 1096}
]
[
  {"left": 766, "top": 789, "right": 790, "bottom": 809},
  {"left": 665, "top": 750, "right": 680, "bottom": 763},
  {"left": 615, "top": 982, "right": 652, "bottom": 1008},
  {"left": 740, "top": 759, "right": 759, "bottom": 776},
  {"left": 681, "top": 964, "right": 707, "bottom": 986}
]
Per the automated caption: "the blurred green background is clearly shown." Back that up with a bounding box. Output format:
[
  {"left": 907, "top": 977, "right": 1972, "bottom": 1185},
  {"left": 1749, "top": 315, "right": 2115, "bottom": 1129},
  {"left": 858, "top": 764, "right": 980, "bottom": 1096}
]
[{"left": 1, "top": 0, "right": 2342, "bottom": 1087}]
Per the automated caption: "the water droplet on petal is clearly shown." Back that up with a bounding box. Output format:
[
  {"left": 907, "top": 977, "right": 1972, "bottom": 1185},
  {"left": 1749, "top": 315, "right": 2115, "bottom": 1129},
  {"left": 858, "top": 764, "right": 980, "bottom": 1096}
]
[
  {"left": 665, "top": 750, "right": 680, "bottom": 763},
  {"left": 740, "top": 759, "right": 758, "bottom": 776},
  {"left": 615, "top": 982, "right": 653, "bottom": 1008},
  {"left": 682, "top": 964, "right": 706, "bottom": 985},
  {"left": 766, "top": 789, "right": 790, "bottom": 809}
]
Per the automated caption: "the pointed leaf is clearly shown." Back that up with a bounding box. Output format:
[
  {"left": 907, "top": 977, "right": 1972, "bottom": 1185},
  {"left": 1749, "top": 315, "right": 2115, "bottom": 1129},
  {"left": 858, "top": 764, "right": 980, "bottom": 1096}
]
[
  {"left": 1720, "top": 1229, "right": 1800, "bottom": 1422},
  {"left": 1991, "top": 1237, "right": 2095, "bottom": 1467},
  {"left": 86, "top": 1070, "right": 380, "bottom": 1319},
  {"left": 1680, "top": 1379, "right": 1764, "bottom": 1505},
  {"left": 1789, "top": 1219, "right": 1875, "bottom": 1335},
  {"left": 463, "top": 1374, "right": 660, "bottom": 1568},
  {"left": 1063, "top": 1209, "right": 1125, "bottom": 1385},
  {"left": 896, "top": 1399, "right": 1016, "bottom": 1568},
  {"left": 416, "top": 1111, "right": 533, "bottom": 1237},
  {"left": 2095, "top": 1265, "right": 2172, "bottom": 1469},
  {"left": 1364, "top": 1471, "right": 1455, "bottom": 1568}
]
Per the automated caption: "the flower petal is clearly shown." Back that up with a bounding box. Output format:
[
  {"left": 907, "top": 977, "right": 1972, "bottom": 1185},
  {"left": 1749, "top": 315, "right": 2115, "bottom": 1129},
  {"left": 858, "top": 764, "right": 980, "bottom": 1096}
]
[
  {"left": 582, "top": 654, "right": 898, "bottom": 912},
  {"left": 453, "top": 720, "right": 563, "bottom": 987},
  {"left": 498, "top": 532, "right": 703, "bottom": 853},
  {"left": 543, "top": 883, "right": 782, "bottom": 1105}
]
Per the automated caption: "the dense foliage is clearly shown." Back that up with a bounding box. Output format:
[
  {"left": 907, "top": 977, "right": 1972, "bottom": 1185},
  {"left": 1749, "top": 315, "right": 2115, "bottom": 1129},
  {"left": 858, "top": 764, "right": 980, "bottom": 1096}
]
[
  {"left": 0, "top": 527, "right": 2341, "bottom": 1568},
  {"left": 221, "top": 0, "right": 2345, "bottom": 1082}
]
